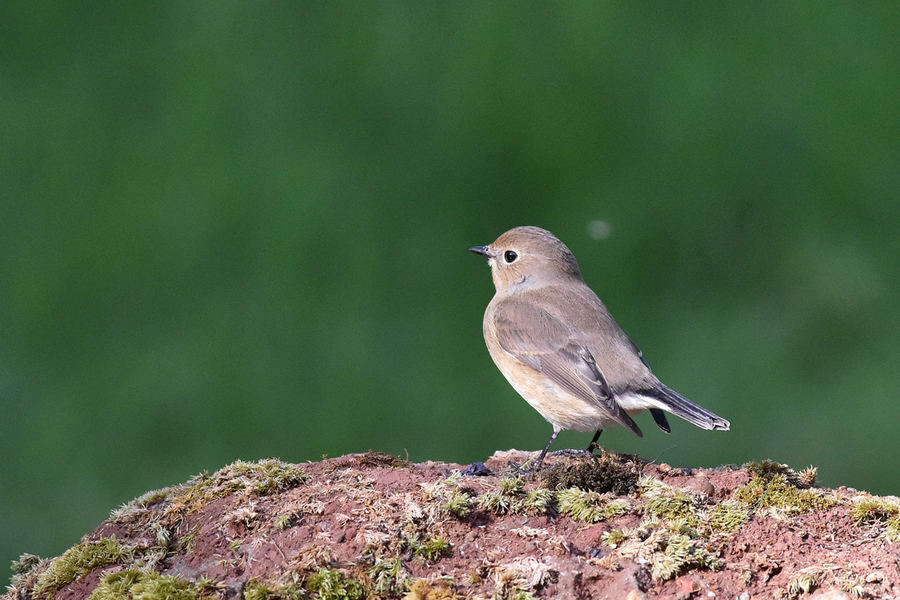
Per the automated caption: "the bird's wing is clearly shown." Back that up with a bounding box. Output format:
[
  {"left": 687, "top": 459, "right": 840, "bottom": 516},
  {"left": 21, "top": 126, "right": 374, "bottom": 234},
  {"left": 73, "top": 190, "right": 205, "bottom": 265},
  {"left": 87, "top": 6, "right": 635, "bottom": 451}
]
[{"left": 493, "top": 299, "right": 643, "bottom": 436}]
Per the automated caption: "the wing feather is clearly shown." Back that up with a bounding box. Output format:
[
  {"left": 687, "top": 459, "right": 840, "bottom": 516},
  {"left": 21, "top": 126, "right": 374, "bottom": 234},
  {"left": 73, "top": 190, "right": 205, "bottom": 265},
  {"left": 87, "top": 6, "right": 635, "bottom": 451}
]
[{"left": 493, "top": 300, "right": 643, "bottom": 436}]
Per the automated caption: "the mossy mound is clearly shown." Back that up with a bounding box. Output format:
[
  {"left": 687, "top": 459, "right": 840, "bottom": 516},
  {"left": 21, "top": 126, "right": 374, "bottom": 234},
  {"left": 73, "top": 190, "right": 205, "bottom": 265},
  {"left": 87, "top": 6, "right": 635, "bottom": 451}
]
[{"left": 5, "top": 452, "right": 899, "bottom": 599}]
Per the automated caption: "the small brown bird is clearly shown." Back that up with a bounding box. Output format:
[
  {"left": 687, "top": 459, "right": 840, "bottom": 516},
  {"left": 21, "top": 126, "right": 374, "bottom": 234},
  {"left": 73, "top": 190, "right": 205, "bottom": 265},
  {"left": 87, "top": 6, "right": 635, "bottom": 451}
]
[{"left": 471, "top": 226, "right": 729, "bottom": 470}]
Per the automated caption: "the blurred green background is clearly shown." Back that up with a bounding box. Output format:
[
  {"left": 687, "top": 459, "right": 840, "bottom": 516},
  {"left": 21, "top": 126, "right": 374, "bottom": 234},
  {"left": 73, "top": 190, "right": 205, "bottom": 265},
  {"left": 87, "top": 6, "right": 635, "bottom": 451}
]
[{"left": 3, "top": 1, "right": 899, "bottom": 575}]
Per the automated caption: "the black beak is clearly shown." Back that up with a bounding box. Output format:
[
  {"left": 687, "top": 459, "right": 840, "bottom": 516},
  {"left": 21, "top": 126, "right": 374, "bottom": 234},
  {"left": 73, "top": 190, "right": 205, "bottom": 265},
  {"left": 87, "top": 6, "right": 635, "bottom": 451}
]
[{"left": 469, "top": 245, "right": 490, "bottom": 257}]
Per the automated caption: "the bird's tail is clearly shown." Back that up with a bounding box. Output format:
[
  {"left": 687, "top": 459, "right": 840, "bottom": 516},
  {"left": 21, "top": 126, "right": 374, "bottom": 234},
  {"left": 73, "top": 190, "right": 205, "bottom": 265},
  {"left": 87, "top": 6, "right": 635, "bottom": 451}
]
[{"left": 642, "top": 385, "right": 730, "bottom": 431}]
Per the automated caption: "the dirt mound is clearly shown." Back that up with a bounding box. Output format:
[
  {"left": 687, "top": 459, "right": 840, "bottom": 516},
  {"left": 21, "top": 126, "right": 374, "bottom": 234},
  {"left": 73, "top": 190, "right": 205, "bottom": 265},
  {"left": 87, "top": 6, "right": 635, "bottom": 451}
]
[{"left": 6, "top": 451, "right": 900, "bottom": 599}]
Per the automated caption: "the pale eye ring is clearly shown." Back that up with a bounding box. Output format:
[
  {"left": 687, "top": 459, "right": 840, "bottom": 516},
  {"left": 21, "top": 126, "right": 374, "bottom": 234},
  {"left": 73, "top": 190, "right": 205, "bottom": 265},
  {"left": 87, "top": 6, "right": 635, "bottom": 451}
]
[{"left": 503, "top": 250, "right": 518, "bottom": 264}]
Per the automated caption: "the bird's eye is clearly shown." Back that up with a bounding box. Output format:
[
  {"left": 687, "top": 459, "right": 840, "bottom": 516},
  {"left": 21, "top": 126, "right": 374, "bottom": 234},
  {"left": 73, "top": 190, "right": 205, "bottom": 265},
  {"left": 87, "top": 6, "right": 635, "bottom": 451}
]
[{"left": 503, "top": 250, "right": 518, "bottom": 264}]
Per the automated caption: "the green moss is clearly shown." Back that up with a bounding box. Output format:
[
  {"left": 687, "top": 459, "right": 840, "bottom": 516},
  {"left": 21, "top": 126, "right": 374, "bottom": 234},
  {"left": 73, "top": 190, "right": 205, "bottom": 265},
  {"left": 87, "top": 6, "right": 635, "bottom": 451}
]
[
  {"left": 230, "top": 458, "right": 309, "bottom": 495},
  {"left": 649, "top": 532, "right": 722, "bottom": 581},
  {"left": 420, "top": 537, "right": 451, "bottom": 561},
  {"left": 442, "top": 492, "right": 473, "bottom": 517},
  {"left": 477, "top": 491, "right": 510, "bottom": 514},
  {"left": 787, "top": 568, "right": 824, "bottom": 597},
  {"left": 600, "top": 519, "right": 657, "bottom": 549},
  {"left": 34, "top": 537, "right": 134, "bottom": 597},
  {"left": 442, "top": 470, "right": 463, "bottom": 486},
  {"left": 195, "top": 576, "right": 216, "bottom": 594},
  {"left": 478, "top": 491, "right": 512, "bottom": 514},
  {"left": 600, "top": 518, "right": 721, "bottom": 581},
  {"left": 705, "top": 500, "right": 751, "bottom": 533},
  {"left": 476, "top": 476, "right": 553, "bottom": 516},
  {"left": 150, "top": 522, "right": 173, "bottom": 550},
  {"left": 243, "top": 580, "right": 305, "bottom": 600},
  {"left": 744, "top": 459, "right": 792, "bottom": 478},
  {"left": 490, "top": 573, "right": 538, "bottom": 600},
  {"left": 138, "top": 489, "right": 170, "bottom": 506},
  {"left": 110, "top": 459, "right": 310, "bottom": 530},
  {"left": 11, "top": 553, "right": 43, "bottom": 576},
  {"left": 499, "top": 476, "right": 524, "bottom": 496},
  {"left": 280, "top": 584, "right": 306, "bottom": 600},
  {"left": 367, "top": 556, "right": 408, "bottom": 596},
  {"left": 403, "top": 535, "right": 452, "bottom": 562},
  {"left": 734, "top": 473, "right": 837, "bottom": 514},
  {"left": 850, "top": 495, "right": 900, "bottom": 542},
  {"left": 243, "top": 580, "right": 277, "bottom": 600},
  {"left": 640, "top": 478, "right": 701, "bottom": 527},
  {"left": 306, "top": 568, "right": 364, "bottom": 600},
  {"left": 9, "top": 553, "right": 49, "bottom": 589},
  {"left": 109, "top": 488, "right": 171, "bottom": 523},
  {"left": 477, "top": 476, "right": 525, "bottom": 514},
  {"left": 601, "top": 528, "right": 629, "bottom": 547},
  {"left": 798, "top": 465, "right": 818, "bottom": 486},
  {"left": 556, "top": 488, "right": 628, "bottom": 523},
  {"left": 645, "top": 494, "right": 698, "bottom": 525},
  {"left": 539, "top": 453, "right": 639, "bottom": 496},
  {"left": 664, "top": 517, "right": 698, "bottom": 537},
  {"left": 556, "top": 488, "right": 603, "bottom": 523},
  {"left": 743, "top": 460, "right": 803, "bottom": 487},
  {"left": 734, "top": 461, "right": 837, "bottom": 518},
  {"left": 88, "top": 570, "right": 198, "bottom": 600},
  {"left": 603, "top": 498, "right": 631, "bottom": 519},
  {"left": 403, "top": 578, "right": 459, "bottom": 600},
  {"left": 522, "top": 489, "right": 554, "bottom": 514},
  {"left": 887, "top": 518, "right": 900, "bottom": 543},
  {"left": 850, "top": 495, "right": 900, "bottom": 522},
  {"left": 275, "top": 514, "right": 292, "bottom": 530},
  {"left": 178, "top": 530, "right": 198, "bottom": 553}
]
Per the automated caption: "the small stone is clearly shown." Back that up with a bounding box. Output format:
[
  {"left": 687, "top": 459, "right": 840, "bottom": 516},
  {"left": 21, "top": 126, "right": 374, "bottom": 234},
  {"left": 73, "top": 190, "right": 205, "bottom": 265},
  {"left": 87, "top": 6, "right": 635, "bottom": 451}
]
[
  {"left": 865, "top": 571, "right": 883, "bottom": 583},
  {"left": 682, "top": 476, "right": 715, "bottom": 497},
  {"left": 679, "top": 576, "right": 702, "bottom": 594},
  {"left": 462, "top": 462, "right": 491, "bottom": 476}
]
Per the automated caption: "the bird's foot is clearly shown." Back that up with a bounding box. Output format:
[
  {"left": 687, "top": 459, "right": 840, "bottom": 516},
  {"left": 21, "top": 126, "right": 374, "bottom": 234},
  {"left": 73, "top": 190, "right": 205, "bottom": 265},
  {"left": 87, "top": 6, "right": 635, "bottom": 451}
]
[{"left": 506, "top": 459, "right": 541, "bottom": 474}]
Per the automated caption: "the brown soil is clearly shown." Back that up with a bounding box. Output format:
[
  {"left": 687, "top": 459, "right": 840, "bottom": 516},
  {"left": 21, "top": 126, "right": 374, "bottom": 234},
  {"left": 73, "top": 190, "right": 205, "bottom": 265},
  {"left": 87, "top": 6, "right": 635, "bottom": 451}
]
[{"left": 6, "top": 451, "right": 900, "bottom": 600}]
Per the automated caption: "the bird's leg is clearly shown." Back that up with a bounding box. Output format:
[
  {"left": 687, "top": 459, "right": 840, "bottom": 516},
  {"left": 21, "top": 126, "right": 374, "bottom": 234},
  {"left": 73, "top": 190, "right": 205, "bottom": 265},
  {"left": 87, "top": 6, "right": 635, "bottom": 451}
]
[
  {"left": 546, "top": 429, "right": 603, "bottom": 461},
  {"left": 517, "top": 428, "right": 560, "bottom": 473}
]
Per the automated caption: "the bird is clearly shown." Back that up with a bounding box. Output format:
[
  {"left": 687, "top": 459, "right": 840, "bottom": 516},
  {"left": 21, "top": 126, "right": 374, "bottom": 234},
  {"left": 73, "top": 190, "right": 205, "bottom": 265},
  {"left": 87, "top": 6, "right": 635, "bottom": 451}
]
[{"left": 470, "top": 226, "right": 729, "bottom": 470}]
